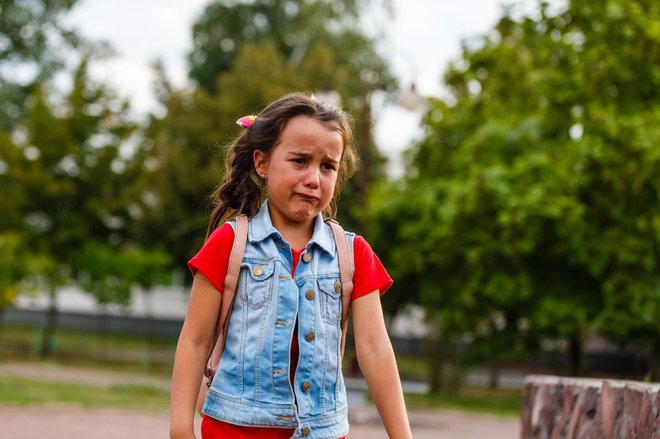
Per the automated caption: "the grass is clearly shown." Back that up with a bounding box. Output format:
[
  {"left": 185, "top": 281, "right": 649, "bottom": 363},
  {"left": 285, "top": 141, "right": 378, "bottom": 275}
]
[
  {"left": 394, "top": 353, "right": 523, "bottom": 417},
  {"left": 0, "top": 324, "right": 176, "bottom": 377},
  {"left": 395, "top": 354, "right": 431, "bottom": 381},
  {"left": 404, "top": 387, "right": 522, "bottom": 417},
  {"left": 0, "top": 376, "right": 170, "bottom": 410},
  {"left": 0, "top": 372, "right": 520, "bottom": 417},
  {"left": 1, "top": 325, "right": 522, "bottom": 417},
  {"left": 1, "top": 324, "right": 177, "bottom": 351}
]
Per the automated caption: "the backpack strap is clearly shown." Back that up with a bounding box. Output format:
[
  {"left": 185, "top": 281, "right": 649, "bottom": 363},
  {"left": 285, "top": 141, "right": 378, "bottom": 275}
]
[
  {"left": 204, "top": 214, "right": 248, "bottom": 382},
  {"left": 325, "top": 219, "right": 355, "bottom": 359}
]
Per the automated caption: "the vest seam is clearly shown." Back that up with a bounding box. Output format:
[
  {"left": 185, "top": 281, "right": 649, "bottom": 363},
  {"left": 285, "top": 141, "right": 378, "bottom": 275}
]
[
  {"left": 238, "top": 300, "right": 247, "bottom": 397},
  {"left": 254, "top": 295, "right": 269, "bottom": 400}
]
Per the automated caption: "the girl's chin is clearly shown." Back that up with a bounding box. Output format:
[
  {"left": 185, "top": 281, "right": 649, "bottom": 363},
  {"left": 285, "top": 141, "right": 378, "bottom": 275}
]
[
  {"left": 289, "top": 205, "right": 323, "bottom": 222},
  {"left": 291, "top": 210, "right": 318, "bottom": 222}
]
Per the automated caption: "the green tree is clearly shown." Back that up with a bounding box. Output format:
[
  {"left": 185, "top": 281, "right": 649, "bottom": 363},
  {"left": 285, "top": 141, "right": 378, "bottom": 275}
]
[
  {"left": 0, "top": 0, "right": 82, "bottom": 130},
  {"left": 3, "top": 57, "right": 148, "bottom": 355},
  {"left": 188, "top": 0, "right": 386, "bottom": 94},
  {"left": 368, "top": 0, "right": 660, "bottom": 388},
  {"left": 77, "top": 242, "right": 170, "bottom": 310}
]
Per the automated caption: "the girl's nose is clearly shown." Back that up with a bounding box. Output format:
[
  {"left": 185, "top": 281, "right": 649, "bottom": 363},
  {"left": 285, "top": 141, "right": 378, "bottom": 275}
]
[{"left": 304, "top": 167, "right": 320, "bottom": 188}]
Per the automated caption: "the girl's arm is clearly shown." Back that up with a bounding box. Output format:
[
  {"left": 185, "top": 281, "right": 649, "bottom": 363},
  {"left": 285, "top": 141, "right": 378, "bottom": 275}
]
[
  {"left": 352, "top": 290, "right": 413, "bottom": 439},
  {"left": 170, "top": 273, "right": 222, "bottom": 439}
]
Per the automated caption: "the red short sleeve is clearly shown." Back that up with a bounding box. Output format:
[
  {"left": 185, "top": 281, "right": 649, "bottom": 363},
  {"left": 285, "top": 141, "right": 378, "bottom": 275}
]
[
  {"left": 187, "top": 227, "right": 392, "bottom": 301},
  {"left": 351, "top": 236, "right": 393, "bottom": 301},
  {"left": 187, "top": 223, "right": 234, "bottom": 293}
]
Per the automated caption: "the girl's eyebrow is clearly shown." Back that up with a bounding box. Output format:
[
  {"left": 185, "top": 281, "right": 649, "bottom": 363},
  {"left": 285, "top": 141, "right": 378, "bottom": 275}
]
[
  {"left": 287, "top": 151, "right": 339, "bottom": 164},
  {"left": 287, "top": 151, "right": 311, "bottom": 158}
]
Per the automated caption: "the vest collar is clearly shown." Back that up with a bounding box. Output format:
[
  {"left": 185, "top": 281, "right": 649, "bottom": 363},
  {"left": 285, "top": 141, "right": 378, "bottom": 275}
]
[{"left": 249, "top": 201, "right": 334, "bottom": 255}]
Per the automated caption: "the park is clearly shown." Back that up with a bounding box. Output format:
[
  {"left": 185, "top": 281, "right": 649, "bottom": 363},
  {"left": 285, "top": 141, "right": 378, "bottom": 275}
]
[{"left": 1, "top": 0, "right": 658, "bottom": 437}]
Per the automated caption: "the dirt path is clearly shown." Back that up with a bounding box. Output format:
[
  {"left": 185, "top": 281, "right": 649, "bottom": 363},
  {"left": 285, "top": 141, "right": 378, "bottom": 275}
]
[{"left": 0, "top": 361, "right": 520, "bottom": 438}]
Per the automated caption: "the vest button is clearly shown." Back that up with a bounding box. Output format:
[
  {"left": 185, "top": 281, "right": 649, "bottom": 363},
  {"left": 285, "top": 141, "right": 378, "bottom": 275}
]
[
  {"left": 252, "top": 265, "right": 263, "bottom": 276},
  {"left": 305, "top": 332, "right": 315, "bottom": 342},
  {"left": 301, "top": 427, "right": 311, "bottom": 437},
  {"left": 302, "top": 381, "right": 311, "bottom": 392},
  {"left": 334, "top": 280, "right": 341, "bottom": 293},
  {"left": 305, "top": 289, "right": 315, "bottom": 300},
  {"left": 302, "top": 253, "right": 312, "bottom": 263}
]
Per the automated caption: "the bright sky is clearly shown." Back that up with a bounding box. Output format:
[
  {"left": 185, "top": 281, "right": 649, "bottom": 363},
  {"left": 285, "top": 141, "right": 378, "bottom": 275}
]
[{"left": 64, "top": 0, "right": 565, "bottom": 175}]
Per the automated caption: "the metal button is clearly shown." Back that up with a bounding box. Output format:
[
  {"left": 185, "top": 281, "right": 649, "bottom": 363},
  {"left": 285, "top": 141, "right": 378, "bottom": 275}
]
[
  {"left": 253, "top": 265, "right": 263, "bottom": 276},
  {"left": 305, "top": 332, "right": 315, "bottom": 342},
  {"left": 302, "top": 381, "right": 311, "bottom": 392},
  {"left": 301, "top": 427, "right": 311, "bottom": 437},
  {"left": 302, "top": 253, "right": 312, "bottom": 263},
  {"left": 334, "top": 280, "right": 341, "bottom": 293},
  {"left": 305, "top": 289, "right": 315, "bottom": 300}
]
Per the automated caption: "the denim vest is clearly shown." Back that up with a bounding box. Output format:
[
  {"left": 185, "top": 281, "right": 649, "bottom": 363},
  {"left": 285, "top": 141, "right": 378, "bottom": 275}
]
[{"left": 202, "top": 201, "right": 355, "bottom": 439}]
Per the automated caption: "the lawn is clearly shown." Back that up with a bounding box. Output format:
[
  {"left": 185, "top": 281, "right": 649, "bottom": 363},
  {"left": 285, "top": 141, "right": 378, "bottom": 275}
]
[
  {"left": 0, "top": 325, "right": 522, "bottom": 417},
  {"left": 404, "top": 387, "right": 522, "bottom": 417},
  {"left": 0, "top": 376, "right": 170, "bottom": 410}
]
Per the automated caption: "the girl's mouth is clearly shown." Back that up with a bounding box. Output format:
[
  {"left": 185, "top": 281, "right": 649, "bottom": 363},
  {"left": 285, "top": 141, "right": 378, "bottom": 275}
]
[{"left": 297, "top": 193, "right": 320, "bottom": 202}]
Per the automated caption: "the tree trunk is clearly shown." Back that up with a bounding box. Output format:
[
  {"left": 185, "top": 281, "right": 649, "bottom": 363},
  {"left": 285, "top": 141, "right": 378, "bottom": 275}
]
[
  {"left": 40, "top": 287, "right": 58, "bottom": 358},
  {"left": 649, "top": 345, "right": 660, "bottom": 382},
  {"left": 428, "top": 336, "right": 445, "bottom": 394},
  {"left": 488, "top": 360, "right": 500, "bottom": 389},
  {"left": 567, "top": 332, "right": 583, "bottom": 377},
  {"left": 143, "top": 290, "right": 155, "bottom": 369},
  {"left": 0, "top": 308, "right": 5, "bottom": 353}
]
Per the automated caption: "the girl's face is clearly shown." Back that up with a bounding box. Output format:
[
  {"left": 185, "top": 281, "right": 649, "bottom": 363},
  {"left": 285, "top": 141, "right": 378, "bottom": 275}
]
[{"left": 254, "top": 115, "right": 343, "bottom": 230}]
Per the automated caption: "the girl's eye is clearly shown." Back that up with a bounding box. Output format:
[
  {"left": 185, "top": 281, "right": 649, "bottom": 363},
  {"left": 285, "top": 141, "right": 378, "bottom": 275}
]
[
  {"left": 322, "top": 163, "right": 337, "bottom": 171},
  {"left": 291, "top": 158, "right": 306, "bottom": 165}
]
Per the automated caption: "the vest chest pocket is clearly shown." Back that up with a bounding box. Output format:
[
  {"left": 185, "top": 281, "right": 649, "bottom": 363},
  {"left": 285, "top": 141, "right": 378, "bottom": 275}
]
[
  {"left": 318, "top": 278, "right": 341, "bottom": 323},
  {"left": 239, "top": 260, "right": 275, "bottom": 309}
]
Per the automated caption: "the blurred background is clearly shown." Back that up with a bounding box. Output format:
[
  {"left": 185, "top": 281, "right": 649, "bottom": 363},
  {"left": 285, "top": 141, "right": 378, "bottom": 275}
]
[{"left": 0, "top": 0, "right": 658, "bottom": 436}]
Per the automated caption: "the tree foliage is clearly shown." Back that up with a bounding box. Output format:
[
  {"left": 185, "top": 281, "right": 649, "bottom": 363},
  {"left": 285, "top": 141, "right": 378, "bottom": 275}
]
[
  {"left": 188, "top": 0, "right": 386, "bottom": 94},
  {"left": 367, "top": 0, "right": 660, "bottom": 384},
  {"left": 0, "top": 57, "right": 170, "bottom": 353},
  {"left": 0, "top": 0, "right": 81, "bottom": 129}
]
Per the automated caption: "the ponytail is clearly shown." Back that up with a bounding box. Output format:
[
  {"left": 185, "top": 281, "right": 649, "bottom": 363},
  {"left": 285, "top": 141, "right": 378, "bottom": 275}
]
[{"left": 205, "top": 133, "right": 263, "bottom": 238}]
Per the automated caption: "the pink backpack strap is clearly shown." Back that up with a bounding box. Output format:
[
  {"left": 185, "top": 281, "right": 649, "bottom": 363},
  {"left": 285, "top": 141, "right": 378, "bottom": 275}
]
[
  {"left": 325, "top": 219, "right": 355, "bottom": 359},
  {"left": 205, "top": 215, "right": 248, "bottom": 380}
]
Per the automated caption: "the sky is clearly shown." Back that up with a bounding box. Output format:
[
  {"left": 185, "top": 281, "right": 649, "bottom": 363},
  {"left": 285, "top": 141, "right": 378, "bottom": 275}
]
[{"left": 64, "top": 0, "right": 564, "bottom": 175}]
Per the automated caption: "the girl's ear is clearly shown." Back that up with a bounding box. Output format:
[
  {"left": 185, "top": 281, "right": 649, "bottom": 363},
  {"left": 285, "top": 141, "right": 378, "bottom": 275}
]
[{"left": 253, "top": 149, "right": 268, "bottom": 179}]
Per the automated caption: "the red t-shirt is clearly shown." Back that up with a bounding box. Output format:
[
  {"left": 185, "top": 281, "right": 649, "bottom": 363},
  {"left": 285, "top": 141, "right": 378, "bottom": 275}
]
[{"left": 189, "top": 223, "right": 392, "bottom": 439}]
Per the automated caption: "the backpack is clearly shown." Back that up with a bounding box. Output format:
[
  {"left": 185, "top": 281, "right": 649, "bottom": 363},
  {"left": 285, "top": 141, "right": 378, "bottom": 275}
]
[{"left": 196, "top": 216, "right": 355, "bottom": 415}]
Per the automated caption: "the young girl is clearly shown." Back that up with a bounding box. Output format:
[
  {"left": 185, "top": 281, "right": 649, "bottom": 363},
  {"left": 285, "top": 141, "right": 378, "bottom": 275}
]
[{"left": 170, "top": 92, "right": 412, "bottom": 439}]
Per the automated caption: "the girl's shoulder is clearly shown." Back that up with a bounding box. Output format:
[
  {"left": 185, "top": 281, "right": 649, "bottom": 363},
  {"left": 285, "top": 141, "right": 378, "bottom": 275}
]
[
  {"left": 352, "top": 235, "right": 375, "bottom": 260},
  {"left": 350, "top": 234, "right": 393, "bottom": 299},
  {"left": 188, "top": 223, "right": 236, "bottom": 293},
  {"left": 207, "top": 222, "right": 235, "bottom": 243},
  {"left": 197, "top": 222, "right": 237, "bottom": 268}
]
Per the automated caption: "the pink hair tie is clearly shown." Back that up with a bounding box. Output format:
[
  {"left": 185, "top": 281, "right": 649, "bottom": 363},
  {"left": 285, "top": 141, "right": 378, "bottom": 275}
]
[{"left": 236, "top": 115, "right": 257, "bottom": 128}]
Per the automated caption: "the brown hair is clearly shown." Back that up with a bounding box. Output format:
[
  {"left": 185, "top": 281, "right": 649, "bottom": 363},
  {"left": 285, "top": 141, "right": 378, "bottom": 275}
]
[{"left": 206, "top": 92, "right": 357, "bottom": 237}]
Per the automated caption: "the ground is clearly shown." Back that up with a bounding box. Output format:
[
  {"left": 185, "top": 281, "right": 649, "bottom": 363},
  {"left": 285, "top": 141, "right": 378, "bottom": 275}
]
[{"left": 0, "top": 361, "right": 519, "bottom": 438}]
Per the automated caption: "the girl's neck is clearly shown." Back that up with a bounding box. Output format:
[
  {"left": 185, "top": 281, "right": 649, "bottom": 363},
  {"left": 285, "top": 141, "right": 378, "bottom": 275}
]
[
  {"left": 282, "top": 226, "right": 314, "bottom": 251},
  {"left": 270, "top": 215, "right": 314, "bottom": 251}
]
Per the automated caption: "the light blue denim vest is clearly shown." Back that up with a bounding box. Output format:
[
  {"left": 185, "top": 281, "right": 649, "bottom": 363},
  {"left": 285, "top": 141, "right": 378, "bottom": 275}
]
[{"left": 202, "top": 201, "right": 355, "bottom": 439}]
